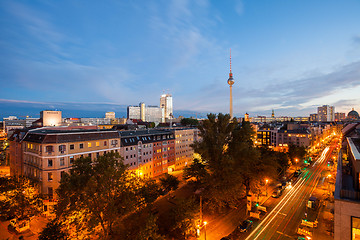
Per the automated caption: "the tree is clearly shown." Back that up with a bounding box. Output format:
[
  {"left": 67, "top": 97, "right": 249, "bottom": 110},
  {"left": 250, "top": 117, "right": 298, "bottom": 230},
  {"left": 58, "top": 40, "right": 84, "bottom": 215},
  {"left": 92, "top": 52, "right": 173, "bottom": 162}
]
[
  {"left": 0, "top": 176, "right": 43, "bottom": 220},
  {"left": 38, "top": 220, "right": 68, "bottom": 240},
  {"left": 168, "top": 197, "right": 199, "bottom": 239},
  {"left": 180, "top": 118, "right": 199, "bottom": 126},
  {"left": 55, "top": 153, "right": 160, "bottom": 239},
  {"left": 288, "top": 144, "right": 307, "bottom": 163},
  {"left": 159, "top": 173, "right": 180, "bottom": 193},
  {"left": 183, "top": 158, "right": 208, "bottom": 183}
]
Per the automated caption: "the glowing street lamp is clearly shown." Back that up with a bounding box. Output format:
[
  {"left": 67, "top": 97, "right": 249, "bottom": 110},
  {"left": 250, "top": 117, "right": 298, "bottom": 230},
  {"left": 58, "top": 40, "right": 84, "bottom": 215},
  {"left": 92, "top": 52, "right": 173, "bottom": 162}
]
[
  {"left": 265, "top": 179, "right": 269, "bottom": 196},
  {"left": 203, "top": 221, "right": 207, "bottom": 240}
]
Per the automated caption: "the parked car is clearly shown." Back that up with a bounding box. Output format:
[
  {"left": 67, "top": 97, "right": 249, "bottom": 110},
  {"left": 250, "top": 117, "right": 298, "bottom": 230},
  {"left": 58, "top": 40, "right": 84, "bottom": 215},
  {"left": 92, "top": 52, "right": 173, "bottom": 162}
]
[
  {"left": 238, "top": 219, "right": 253, "bottom": 232},
  {"left": 272, "top": 188, "right": 283, "bottom": 198}
]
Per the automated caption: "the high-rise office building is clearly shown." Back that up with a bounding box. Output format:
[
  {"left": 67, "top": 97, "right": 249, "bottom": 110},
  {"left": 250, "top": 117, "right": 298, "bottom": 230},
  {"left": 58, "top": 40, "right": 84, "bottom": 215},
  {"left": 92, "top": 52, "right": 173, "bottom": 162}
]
[
  {"left": 317, "top": 105, "right": 335, "bottom": 122},
  {"left": 160, "top": 93, "right": 173, "bottom": 120},
  {"left": 127, "top": 103, "right": 164, "bottom": 123}
]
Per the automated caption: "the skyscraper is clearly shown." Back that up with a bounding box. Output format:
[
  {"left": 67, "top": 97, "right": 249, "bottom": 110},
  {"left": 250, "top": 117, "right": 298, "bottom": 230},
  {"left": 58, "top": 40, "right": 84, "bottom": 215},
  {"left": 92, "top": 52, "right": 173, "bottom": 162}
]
[
  {"left": 160, "top": 93, "right": 173, "bottom": 120},
  {"left": 227, "top": 49, "right": 235, "bottom": 119}
]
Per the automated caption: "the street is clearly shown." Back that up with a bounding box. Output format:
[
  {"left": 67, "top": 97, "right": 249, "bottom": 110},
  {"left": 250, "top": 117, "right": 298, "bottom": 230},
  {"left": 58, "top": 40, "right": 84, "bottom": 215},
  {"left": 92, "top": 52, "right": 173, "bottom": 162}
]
[{"left": 244, "top": 143, "right": 335, "bottom": 240}]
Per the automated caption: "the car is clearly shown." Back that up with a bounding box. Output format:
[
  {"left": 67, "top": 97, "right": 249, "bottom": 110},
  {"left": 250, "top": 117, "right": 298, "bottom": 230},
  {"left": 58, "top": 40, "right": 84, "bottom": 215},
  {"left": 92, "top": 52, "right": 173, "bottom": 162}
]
[{"left": 238, "top": 219, "right": 253, "bottom": 232}]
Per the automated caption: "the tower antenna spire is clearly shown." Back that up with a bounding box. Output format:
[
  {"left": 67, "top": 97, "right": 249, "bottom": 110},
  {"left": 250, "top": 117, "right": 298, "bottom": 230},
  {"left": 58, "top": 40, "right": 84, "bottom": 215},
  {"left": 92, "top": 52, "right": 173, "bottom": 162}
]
[{"left": 230, "top": 48, "right": 232, "bottom": 75}]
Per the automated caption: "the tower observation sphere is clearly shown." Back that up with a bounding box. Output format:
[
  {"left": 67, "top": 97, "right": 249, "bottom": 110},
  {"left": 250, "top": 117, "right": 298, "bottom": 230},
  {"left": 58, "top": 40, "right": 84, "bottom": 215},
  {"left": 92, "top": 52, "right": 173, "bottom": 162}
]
[{"left": 228, "top": 49, "right": 235, "bottom": 119}]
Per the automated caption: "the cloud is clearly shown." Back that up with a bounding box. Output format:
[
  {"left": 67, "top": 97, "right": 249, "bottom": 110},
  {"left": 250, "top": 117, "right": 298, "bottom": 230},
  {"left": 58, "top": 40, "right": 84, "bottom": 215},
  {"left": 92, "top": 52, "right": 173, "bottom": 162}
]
[
  {"left": 179, "top": 60, "right": 360, "bottom": 115},
  {"left": 235, "top": 0, "right": 244, "bottom": 16}
]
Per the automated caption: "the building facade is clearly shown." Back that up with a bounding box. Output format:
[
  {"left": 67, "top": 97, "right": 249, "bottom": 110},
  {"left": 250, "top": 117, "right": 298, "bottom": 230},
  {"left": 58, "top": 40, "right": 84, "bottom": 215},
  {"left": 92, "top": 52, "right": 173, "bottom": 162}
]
[
  {"left": 160, "top": 93, "right": 173, "bottom": 120},
  {"left": 127, "top": 103, "right": 164, "bottom": 123},
  {"left": 318, "top": 105, "right": 335, "bottom": 122},
  {"left": 335, "top": 123, "right": 360, "bottom": 240}
]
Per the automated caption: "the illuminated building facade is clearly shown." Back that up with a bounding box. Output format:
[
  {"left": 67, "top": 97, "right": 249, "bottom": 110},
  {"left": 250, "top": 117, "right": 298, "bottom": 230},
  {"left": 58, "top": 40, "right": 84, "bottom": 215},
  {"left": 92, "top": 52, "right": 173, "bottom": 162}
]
[
  {"left": 317, "top": 105, "right": 335, "bottom": 122},
  {"left": 41, "top": 110, "right": 62, "bottom": 127},
  {"left": 174, "top": 128, "right": 195, "bottom": 171},
  {"left": 10, "top": 129, "right": 120, "bottom": 198}
]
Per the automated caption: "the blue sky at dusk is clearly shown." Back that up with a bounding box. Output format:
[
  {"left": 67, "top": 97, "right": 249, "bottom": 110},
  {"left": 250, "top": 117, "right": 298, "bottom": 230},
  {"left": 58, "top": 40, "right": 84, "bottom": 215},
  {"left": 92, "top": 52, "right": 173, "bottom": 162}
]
[{"left": 1, "top": 0, "right": 360, "bottom": 118}]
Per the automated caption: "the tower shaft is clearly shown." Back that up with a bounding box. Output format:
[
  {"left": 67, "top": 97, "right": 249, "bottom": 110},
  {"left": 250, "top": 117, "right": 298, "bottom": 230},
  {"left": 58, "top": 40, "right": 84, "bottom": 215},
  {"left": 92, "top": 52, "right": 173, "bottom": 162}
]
[{"left": 230, "top": 85, "right": 233, "bottom": 119}]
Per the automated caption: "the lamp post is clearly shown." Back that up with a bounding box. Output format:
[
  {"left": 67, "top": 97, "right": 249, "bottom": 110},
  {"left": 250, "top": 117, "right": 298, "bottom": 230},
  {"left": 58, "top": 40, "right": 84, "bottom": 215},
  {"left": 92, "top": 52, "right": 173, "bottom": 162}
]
[
  {"left": 265, "top": 179, "right": 269, "bottom": 197},
  {"left": 203, "top": 221, "right": 207, "bottom": 240},
  {"left": 295, "top": 158, "right": 298, "bottom": 171}
]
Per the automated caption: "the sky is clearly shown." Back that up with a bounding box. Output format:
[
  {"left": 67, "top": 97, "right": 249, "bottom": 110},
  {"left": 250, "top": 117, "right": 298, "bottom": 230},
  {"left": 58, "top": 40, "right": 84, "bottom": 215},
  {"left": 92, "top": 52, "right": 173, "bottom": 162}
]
[{"left": 1, "top": 0, "right": 360, "bottom": 119}]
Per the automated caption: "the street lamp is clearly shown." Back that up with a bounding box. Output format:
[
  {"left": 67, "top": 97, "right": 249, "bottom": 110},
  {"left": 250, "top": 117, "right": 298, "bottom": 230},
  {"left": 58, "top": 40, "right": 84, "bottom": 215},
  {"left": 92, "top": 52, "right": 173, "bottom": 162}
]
[
  {"left": 203, "top": 221, "right": 207, "bottom": 240},
  {"left": 265, "top": 179, "right": 269, "bottom": 196}
]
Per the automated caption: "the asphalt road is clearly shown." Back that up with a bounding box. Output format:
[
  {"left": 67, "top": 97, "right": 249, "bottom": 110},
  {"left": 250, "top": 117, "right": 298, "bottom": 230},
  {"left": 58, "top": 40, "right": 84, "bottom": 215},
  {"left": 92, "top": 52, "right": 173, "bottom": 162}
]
[{"left": 244, "top": 142, "right": 336, "bottom": 240}]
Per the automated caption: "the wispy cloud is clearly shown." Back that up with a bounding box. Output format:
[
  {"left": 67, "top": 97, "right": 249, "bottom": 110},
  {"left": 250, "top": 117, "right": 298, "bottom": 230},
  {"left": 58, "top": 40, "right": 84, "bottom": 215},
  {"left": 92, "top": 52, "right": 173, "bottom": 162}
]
[{"left": 235, "top": 0, "right": 244, "bottom": 16}]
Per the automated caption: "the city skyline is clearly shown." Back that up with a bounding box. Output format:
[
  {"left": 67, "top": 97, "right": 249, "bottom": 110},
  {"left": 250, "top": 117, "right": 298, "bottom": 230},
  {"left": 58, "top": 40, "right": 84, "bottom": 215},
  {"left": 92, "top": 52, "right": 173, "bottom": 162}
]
[{"left": 1, "top": 0, "right": 360, "bottom": 117}]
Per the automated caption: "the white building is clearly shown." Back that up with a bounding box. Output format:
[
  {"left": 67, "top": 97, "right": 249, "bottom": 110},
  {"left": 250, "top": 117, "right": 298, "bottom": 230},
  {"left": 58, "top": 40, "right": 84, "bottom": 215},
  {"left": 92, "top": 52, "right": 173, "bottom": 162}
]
[
  {"left": 317, "top": 105, "right": 335, "bottom": 122},
  {"left": 160, "top": 93, "right": 173, "bottom": 120}
]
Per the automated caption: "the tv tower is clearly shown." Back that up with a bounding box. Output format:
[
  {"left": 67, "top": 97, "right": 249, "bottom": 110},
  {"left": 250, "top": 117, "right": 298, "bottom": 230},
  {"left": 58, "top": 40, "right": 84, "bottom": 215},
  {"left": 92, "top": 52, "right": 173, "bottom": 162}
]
[{"left": 227, "top": 49, "right": 235, "bottom": 119}]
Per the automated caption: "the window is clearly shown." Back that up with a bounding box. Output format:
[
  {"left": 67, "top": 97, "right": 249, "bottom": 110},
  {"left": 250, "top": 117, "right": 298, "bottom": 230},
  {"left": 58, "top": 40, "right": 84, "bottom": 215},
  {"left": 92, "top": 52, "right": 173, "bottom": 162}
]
[
  {"left": 46, "top": 145, "right": 54, "bottom": 153},
  {"left": 96, "top": 152, "right": 100, "bottom": 158},
  {"left": 60, "top": 157, "right": 65, "bottom": 166},
  {"left": 79, "top": 143, "right": 84, "bottom": 149},
  {"left": 48, "top": 172, "right": 53, "bottom": 181},
  {"left": 48, "top": 159, "right": 53, "bottom": 167},
  {"left": 352, "top": 216, "right": 360, "bottom": 240},
  {"left": 126, "top": 147, "right": 128, "bottom": 151},
  {"left": 88, "top": 153, "right": 91, "bottom": 158},
  {"left": 88, "top": 142, "right": 92, "bottom": 148},
  {"left": 70, "top": 144, "right": 74, "bottom": 150},
  {"left": 104, "top": 141, "right": 107, "bottom": 146},
  {"left": 59, "top": 145, "right": 66, "bottom": 153},
  {"left": 96, "top": 142, "right": 100, "bottom": 147},
  {"left": 70, "top": 156, "right": 74, "bottom": 164}
]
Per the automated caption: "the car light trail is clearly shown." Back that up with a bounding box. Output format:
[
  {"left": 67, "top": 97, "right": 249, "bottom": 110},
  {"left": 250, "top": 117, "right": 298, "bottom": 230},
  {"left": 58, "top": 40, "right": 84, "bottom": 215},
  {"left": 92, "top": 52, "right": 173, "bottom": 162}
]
[{"left": 245, "top": 146, "right": 331, "bottom": 240}]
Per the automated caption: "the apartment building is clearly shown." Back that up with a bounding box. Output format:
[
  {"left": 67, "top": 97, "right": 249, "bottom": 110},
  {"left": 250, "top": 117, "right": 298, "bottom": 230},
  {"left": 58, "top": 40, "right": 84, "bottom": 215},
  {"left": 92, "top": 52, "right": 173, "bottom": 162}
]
[
  {"left": 174, "top": 128, "right": 195, "bottom": 171},
  {"left": 335, "top": 123, "right": 360, "bottom": 240},
  {"left": 10, "top": 128, "right": 120, "bottom": 198}
]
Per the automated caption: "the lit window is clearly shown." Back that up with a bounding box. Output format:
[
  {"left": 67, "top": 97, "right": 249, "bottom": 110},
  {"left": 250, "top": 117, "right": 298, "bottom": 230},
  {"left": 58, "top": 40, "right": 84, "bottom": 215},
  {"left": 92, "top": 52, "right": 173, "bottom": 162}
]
[
  {"left": 96, "top": 142, "right": 100, "bottom": 147},
  {"left": 352, "top": 217, "right": 360, "bottom": 240},
  {"left": 88, "top": 142, "right": 92, "bottom": 148},
  {"left": 48, "top": 172, "right": 53, "bottom": 181}
]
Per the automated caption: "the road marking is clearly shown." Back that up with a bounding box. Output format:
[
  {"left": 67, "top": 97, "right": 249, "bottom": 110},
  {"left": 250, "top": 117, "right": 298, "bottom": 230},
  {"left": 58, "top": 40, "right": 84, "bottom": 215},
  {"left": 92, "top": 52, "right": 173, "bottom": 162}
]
[
  {"left": 276, "top": 231, "right": 293, "bottom": 239},
  {"left": 278, "top": 212, "right": 287, "bottom": 216}
]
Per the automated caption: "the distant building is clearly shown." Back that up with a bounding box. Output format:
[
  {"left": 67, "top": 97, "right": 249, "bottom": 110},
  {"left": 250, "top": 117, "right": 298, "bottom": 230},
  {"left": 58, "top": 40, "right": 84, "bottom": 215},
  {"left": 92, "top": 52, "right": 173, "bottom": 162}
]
[
  {"left": 105, "top": 112, "right": 116, "bottom": 120},
  {"left": 41, "top": 110, "right": 62, "bottom": 126},
  {"left": 160, "top": 93, "right": 173, "bottom": 120},
  {"left": 127, "top": 103, "right": 164, "bottom": 123},
  {"left": 317, "top": 105, "right": 335, "bottom": 122},
  {"left": 335, "top": 112, "right": 346, "bottom": 121},
  {"left": 310, "top": 113, "right": 318, "bottom": 122},
  {"left": 347, "top": 108, "right": 359, "bottom": 120},
  {"left": 3, "top": 117, "right": 39, "bottom": 134}
]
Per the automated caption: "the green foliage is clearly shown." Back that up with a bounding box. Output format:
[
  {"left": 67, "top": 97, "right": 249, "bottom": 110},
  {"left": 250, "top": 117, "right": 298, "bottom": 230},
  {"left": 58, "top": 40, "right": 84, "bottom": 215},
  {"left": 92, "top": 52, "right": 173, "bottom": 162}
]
[
  {"left": 191, "top": 114, "right": 287, "bottom": 212},
  {"left": 180, "top": 118, "right": 199, "bottom": 126},
  {"left": 288, "top": 144, "right": 307, "bottom": 163},
  {"left": 0, "top": 176, "right": 43, "bottom": 220},
  {"left": 159, "top": 173, "right": 180, "bottom": 193},
  {"left": 38, "top": 220, "right": 68, "bottom": 240},
  {"left": 55, "top": 153, "right": 161, "bottom": 239},
  {"left": 168, "top": 197, "right": 199, "bottom": 239},
  {"left": 135, "top": 214, "right": 166, "bottom": 240},
  {"left": 183, "top": 158, "right": 208, "bottom": 184}
]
